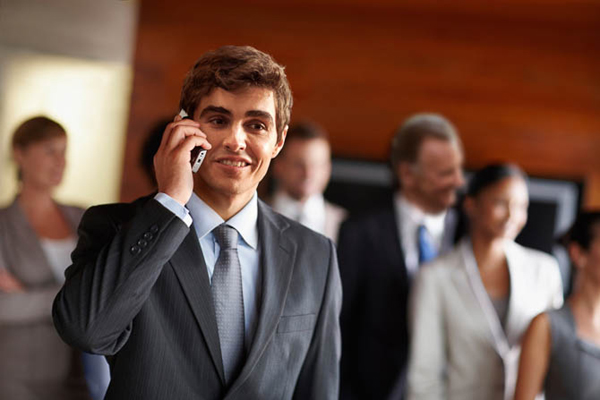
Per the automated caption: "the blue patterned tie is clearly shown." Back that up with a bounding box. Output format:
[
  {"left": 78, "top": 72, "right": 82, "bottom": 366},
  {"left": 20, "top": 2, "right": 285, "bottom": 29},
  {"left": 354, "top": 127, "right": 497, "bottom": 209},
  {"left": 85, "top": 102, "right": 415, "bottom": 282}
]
[
  {"left": 212, "top": 224, "right": 245, "bottom": 384},
  {"left": 418, "top": 224, "right": 438, "bottom": 264}
]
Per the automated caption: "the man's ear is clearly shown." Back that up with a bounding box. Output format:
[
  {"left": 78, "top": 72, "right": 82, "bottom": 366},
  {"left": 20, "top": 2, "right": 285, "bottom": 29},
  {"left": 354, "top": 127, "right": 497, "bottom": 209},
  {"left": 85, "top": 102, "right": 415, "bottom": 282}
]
[
  {"left": 272, "top": 125, "right": 288, "bottom": 158},
  {"left": 569, "top": 243, "right": 587, "bottom": 270},
  {"left": 398, "top": 162, "right": 415, "bottom": 188}
]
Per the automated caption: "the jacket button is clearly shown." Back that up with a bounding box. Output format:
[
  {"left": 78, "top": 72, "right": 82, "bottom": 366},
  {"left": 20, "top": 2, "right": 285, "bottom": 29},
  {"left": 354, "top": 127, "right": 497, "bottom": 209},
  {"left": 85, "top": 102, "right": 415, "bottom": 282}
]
[
  {"left": 137, "top": 239, "right": 148, "bottom": 248},
  {"left": 130, "top": 245, "right": 141, "bottom": 255},
  {"left": 150, "top": 225, "right": 159, "bottom": 233},
  {"left": 143, "top": 232, "right": 154, "bottom": 241}
]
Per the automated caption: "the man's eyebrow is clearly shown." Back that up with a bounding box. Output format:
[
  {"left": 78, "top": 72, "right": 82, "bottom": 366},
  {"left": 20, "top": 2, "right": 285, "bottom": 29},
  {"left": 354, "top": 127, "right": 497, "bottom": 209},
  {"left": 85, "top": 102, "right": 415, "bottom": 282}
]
[
  {"left": 199, "top": 106, "right": 232, "bottom": 118},
  {"left": 246, "top": 110, "right": 274, "bottom": 124}
]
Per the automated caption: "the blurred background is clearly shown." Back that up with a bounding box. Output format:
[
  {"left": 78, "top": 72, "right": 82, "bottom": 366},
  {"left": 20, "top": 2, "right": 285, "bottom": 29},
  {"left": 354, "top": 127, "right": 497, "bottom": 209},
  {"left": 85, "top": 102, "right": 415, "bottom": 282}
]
[{"left": 1, "top": 0, "right": 598, "bottom": 210}]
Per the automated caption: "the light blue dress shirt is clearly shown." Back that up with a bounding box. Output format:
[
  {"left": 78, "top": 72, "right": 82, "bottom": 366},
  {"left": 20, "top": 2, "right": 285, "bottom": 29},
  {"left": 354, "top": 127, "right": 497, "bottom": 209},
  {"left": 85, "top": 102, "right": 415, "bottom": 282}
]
[{"left": 155, "top": 192, "right": 262, "bottom": 348}]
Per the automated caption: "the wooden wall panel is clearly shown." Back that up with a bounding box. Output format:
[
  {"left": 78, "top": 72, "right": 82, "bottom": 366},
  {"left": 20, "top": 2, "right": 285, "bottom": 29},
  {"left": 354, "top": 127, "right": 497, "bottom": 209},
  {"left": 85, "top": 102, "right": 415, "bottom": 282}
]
[{"left": 122, "top": 0, "right": 600, "bottom": 207}]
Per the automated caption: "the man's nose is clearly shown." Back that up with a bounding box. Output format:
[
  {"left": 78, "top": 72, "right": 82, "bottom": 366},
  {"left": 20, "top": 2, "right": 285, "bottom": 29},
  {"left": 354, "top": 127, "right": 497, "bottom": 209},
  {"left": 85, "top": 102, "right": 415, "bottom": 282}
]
[
  {"left": 223, "top": 124, "right": 247, "bottom": 152},
  {"left": 454, "top": 169, "right": 466, "bottom": 187}
]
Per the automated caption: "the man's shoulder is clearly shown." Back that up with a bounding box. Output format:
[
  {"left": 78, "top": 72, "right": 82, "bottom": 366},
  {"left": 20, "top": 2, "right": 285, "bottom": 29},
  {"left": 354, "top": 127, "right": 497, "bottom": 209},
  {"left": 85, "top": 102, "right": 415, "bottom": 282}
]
[
  {"left": 324, "top": 200, "right": 347, "bottom": 220},
  {"left": 259, "top": 200, "right": 332, "bottom": 247},
  {"left": 82, "top": 194, "right": 156, "bottom": 224},
  {"left": 339, "top": 201, "right": 396, "bottom": 233}
]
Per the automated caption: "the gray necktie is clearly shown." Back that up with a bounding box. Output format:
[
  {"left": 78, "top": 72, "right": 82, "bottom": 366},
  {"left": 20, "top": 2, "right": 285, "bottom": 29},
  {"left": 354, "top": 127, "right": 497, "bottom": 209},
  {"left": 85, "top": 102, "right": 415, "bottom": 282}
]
[{"left": 212, "top": 224, "right": 245, "bottom": 384}]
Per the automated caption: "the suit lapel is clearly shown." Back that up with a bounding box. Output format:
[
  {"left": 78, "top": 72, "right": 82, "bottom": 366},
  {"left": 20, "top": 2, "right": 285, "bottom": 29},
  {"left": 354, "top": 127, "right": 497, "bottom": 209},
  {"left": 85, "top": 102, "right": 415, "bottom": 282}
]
[
  {"left": 169, "top": 228, "right": 225, "bottom": 384},
  {"left": 5, "top": 199, "right": 56, "bottom": 284},
  {"left": 385, "top": 204, "right": 409, "bottom": 283},
  {"left": 441, "top": 208, "right": 459, "bottom": 254},
  {"left": 460, "top": 239, "right": 510, "bottom": 357},
  {"left": 503, "top": 242, "right": 526, "bottom": 347},
  {"left": 229, "top": 201, "right": 295, "bottom": 393}
]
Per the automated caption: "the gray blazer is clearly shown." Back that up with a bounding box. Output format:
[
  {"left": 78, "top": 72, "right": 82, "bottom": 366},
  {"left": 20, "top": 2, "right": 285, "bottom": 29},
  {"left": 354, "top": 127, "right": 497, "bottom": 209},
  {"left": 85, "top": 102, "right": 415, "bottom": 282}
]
[
  {"left": 53, "top": 196, "right": 342, "bottom": 400},
  {"left": 0, "top": 199, "right": 90, "bottom": 400},
  {"left": 407, "top": 239, "right": 563, "bottom": 400}
]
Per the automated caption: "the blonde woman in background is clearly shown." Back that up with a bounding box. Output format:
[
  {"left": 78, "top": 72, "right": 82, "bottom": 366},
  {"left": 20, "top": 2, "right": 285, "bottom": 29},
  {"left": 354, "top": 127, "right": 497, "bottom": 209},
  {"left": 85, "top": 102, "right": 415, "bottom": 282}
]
[{"left": 0, "top": 116, "right": 108, "bottom": 399}]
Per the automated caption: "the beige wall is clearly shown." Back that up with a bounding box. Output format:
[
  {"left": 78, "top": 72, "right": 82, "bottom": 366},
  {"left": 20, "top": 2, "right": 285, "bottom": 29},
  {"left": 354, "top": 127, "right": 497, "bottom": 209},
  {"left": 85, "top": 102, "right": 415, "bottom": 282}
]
[{"left": 0, "top": 0, "right": 138, "bottom": 208}]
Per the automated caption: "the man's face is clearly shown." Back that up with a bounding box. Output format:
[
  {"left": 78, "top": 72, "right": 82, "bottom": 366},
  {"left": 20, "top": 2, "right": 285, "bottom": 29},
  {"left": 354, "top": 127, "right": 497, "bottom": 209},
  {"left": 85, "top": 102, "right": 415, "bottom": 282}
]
[
  {"left": 273, "top": 137, "right": 331, "bottom": 202},
  {"left": 400, "top": 137, "right": 464, "bottom": 214},
  {"left": 192, "top": 87, "right": 285, "bottom": 204}
]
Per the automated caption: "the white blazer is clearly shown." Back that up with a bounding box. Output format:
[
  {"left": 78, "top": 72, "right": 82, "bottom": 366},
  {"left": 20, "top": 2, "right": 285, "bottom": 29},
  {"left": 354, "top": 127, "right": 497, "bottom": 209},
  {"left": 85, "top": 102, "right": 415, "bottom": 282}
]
[{"left": 407, "top": 238, "right": 563, "bottom": 400}]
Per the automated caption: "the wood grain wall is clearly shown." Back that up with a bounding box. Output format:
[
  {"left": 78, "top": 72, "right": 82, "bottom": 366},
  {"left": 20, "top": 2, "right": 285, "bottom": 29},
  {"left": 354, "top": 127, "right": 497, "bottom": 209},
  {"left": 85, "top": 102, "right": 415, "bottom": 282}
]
[{"left": 121, "top": 0, "right": 600, "bottom": 207}]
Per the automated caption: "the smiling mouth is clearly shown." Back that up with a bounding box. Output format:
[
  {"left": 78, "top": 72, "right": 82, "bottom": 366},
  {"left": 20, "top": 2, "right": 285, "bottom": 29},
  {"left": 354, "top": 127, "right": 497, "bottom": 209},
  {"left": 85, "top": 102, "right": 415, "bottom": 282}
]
[{"left": 219, "top": 160, "right": 248, "bottom": 168}]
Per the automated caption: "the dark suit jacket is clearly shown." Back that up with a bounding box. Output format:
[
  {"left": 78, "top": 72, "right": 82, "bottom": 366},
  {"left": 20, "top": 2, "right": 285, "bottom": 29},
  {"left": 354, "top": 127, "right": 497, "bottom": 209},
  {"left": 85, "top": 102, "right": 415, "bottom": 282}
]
[
  {"left": 53, "top": 196, "right": 341, "bottom": 400},
  {"left": 337, "top": 199, "right": 457, "bottom": 400}
]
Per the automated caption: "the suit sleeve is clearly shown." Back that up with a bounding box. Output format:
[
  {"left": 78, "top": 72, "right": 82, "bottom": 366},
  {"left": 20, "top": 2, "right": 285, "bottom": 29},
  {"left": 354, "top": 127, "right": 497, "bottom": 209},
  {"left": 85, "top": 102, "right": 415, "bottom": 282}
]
[
  {"left": 293, "top": 239, "right": 342, "bottom": 400},
  {"left": 407, "top": 266, "right": 447, "bottom": 400},
  {"left": 52, "top": 199, "right": 189, "bottom": 355}
]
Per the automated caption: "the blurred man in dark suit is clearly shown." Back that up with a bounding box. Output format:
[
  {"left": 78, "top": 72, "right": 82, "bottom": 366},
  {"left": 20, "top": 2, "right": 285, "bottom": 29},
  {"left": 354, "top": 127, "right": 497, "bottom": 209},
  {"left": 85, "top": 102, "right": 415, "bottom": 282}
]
[{"left": 337, "top": 113, "right": 464, "bottom": 400}]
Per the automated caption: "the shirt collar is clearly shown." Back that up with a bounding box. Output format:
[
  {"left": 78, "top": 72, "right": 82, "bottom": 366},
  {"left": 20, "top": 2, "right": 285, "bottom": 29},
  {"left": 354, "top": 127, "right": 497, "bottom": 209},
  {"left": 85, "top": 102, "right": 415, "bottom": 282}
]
[
  {"left": 304, "top": 193, "right": 326, "bottom": 212},
  {"left": 187, "top": 192, "right": 259, "bottom": 249},
  {"left": 272, "top": 190, "right": 325, "bottom": 217},
  {"left": 395, "top": 192, "right": 447, "bottom": 233}
]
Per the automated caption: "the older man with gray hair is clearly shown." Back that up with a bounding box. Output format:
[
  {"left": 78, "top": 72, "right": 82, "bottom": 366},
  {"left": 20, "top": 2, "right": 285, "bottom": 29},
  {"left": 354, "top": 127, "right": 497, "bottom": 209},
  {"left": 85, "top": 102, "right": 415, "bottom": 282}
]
[{"left": 337, "top": 113, "right": 465, "bottom": 400}]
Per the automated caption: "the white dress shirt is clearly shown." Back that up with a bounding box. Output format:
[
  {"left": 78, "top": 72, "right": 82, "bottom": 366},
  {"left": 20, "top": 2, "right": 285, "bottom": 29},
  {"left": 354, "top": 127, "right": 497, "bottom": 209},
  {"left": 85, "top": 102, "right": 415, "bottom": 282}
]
[
  {"left": 394, "top": 193, "right": 447, "bottom": 276},
  {"left": 155, "top": 192, "right": 261, "bottom": 347},
  {"left": 271, "top": 191, "right": 327, "bottom": 236}
]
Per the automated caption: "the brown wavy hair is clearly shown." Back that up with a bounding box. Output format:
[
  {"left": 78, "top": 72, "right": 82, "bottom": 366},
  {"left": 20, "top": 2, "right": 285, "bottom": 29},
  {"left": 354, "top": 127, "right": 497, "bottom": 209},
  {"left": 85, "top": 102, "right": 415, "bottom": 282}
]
[{"left": 179, "top": 45, "right": 293, "bottom": 142}]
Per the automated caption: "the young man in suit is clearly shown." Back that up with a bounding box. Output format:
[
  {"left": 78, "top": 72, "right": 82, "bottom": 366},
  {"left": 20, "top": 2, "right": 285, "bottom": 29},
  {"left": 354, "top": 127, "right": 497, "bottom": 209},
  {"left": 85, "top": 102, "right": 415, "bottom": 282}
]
[
  {"left": 337, "top": 113, "right": 464, "bottom": 400},
  {"left": 270, "top": 121, "right": 347, "bottom": 243},
  {"left": 53, "top": 45, "right": 341, "bottom": 400}
]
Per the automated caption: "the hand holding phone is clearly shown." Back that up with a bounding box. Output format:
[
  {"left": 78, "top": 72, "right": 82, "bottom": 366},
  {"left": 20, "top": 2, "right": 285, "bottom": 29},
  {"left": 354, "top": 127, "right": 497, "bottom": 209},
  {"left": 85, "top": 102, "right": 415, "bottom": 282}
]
[
  {"left": 179, "top": 109, "right": 207, "bottom": 173},
  {"left": 154, "top": 109, "right": 211, "bottom": 206}
]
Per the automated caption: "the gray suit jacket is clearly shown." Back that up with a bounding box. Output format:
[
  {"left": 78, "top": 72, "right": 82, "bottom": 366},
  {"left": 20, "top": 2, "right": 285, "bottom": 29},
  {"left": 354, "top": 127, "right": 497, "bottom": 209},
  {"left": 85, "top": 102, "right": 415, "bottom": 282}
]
[
  {"left": 53, "top": 196, "right": 341, "bottom": 400},
  {"left": 407, "top": 239, "right": 563, "bottom": 400},
  {"left": 0, "top": 199, "right": 90, "bottom": 400}
]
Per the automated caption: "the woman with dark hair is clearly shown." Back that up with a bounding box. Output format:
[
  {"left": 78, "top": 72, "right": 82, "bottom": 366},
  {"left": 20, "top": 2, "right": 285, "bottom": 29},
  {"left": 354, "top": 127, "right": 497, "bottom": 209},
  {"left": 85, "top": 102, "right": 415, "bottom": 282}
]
[
  {"left": 407, "top": 163, "right": 563, "bottom": 400},
  {"left": 0, "top": 116, "right": 107, "bottom": 399},
  {"left": 514, "top": 211, "right": 600, "bottom": 400}
]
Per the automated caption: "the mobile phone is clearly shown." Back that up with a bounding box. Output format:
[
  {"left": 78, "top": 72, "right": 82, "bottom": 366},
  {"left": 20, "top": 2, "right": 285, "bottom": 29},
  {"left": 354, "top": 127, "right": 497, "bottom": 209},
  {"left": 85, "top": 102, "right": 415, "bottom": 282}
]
[{"left": 179, "top": 109, "right": 207, "bottom": 173}]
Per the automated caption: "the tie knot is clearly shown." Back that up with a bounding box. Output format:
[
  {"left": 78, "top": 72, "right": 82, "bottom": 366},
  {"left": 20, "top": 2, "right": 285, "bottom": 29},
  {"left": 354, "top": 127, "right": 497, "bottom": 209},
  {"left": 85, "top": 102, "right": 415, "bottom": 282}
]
[{"left": 213, "top": 224, "right": 238, "bottom": 250}]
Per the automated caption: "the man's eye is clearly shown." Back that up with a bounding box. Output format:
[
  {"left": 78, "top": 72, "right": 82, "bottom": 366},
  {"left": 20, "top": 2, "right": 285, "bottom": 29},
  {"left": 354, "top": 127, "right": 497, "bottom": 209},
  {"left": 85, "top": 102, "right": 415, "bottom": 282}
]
[
  {"left": 209, "top": 117, "right": 226, "bottom": 126},
  {"left": 248, "top": 122, "right": 267, "bottom": 131}
]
